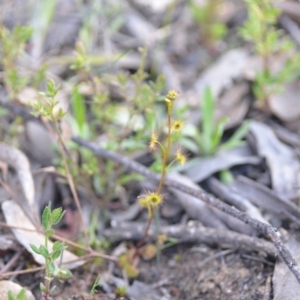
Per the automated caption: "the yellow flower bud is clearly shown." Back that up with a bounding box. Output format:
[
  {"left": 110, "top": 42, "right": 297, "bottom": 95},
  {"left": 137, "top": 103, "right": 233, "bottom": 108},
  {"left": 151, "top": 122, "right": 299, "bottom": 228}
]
[{"left": 165, "top": 90, "right": 178, "bottom": 103}]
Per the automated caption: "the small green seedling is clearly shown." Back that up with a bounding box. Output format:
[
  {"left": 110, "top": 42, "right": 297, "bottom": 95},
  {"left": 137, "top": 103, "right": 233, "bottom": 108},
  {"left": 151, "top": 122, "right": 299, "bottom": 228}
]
[
  {"left": 239, "top": 0, "right": 300, "bottom": 108},
  {"left": 189, "top": 0, "right": 227, "bottom": 46},
  {"left": 192, "top": 86, "right": 250, "bottom": 156},
  {"left": 89, "top": 274, "right": 100, "bottom": 295},
  {"left": 31, "top": 80, "right": 66, "bottom": 123},
  {"left": 8, "top": 289, "right": 28, "bottom": 300},
  {"left": 0, "top": 24, "right": 33, "bottom": 98},
  {"left": 30, "top": 203, "right": 71, "bottom": 298}
]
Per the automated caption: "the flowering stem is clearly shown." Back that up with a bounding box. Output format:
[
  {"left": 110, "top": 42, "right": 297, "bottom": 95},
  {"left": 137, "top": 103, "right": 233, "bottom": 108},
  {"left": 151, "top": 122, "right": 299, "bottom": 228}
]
[
  {"left": 138, "top": 103, "right": 173, "bottom": 248},
  {"left": 137, "top": 207, "right": 154, "bottom": 248},
  {"left": 157, "top": 107, "right": 172, "bottom": 194}
]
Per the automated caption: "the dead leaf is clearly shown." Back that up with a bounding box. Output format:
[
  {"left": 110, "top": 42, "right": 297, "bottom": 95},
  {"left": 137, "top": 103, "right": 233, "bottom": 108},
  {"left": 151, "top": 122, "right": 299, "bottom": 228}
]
[
  {"left": 133, "top": 0, "right": 174, "bottom": 12},
  {"left": 167, "top": 172, "right": 255, "bottom": 235},
  {"left": 183, "top": 145, "right": 260, "bottom": 183},
  {"left": 17, "top": 87, "right": 39, "bottom": 106},
  {"left": 194, "top": 48, "right": 250, "bottom": 98},
  {"left": 232, "top": 176, "right": 300, "bottom": 224},
  {"left": 216, "top": 82, "right": 250, "bottom": 128},
  {"left": 249, "top": 121, "right": 300, "bottom": 198},
  {"left": 0, "top": 143, "right": 35, "bottom": 212},
  {"left": 167, "top": 172, "right": 226, "bottom": 229},
  {"left": 274, "top": 1, "right": 300, "bottom": 25},
  {"left": 0, "top": 280, "right": 35, "bottom": 300},
  {"left": 0, "top": 235, "right": 17, "bottom": 251},
  {"left": 207, "top": 177, "right": 268, "bottom": 225},
  {"left": 269, "top": 79, "right": 300, "bottom": 122}
]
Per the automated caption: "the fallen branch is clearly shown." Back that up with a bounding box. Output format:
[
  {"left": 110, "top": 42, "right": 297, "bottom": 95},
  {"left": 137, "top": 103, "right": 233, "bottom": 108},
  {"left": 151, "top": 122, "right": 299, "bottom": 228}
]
[{"left": 103, "top": 220, "right": 277, "bottom": 257}]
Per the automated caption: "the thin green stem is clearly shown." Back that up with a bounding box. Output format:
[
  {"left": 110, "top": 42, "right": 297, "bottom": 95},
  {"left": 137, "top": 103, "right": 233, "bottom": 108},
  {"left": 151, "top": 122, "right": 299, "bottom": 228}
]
[
  {"left": 44, "top": 235, "right": 50, "bottom": 297},
  {"left": 157, "top": 141, "right": 165, "bottom": 153},
  {"left": 52, "top": 120, "right": 89, "bottom": 246}
]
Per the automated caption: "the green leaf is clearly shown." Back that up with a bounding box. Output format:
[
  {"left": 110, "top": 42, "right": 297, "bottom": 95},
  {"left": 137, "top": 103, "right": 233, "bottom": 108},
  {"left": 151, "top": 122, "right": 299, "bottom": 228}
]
[
  {"left": 52, "top": 241, "right": 61, "bottom": 250},
  {"left": 52, "top": 207, "right": 65, "bottom": 225},
  {"left": 220, "top": 169, "right": 234, "bottom": 185},
  {"left": 45, "top": 276, "right": 53, "bottom": 281},
  {"left": 211, "top": 117, "right": 228, "bottom": 153},
  {"left": 40, "top": 282, "right": 46, "bottom": 293},
  {"left": 39, "top": 245, "right": 50, "bottom": 258},
  {"left": 49, "top": 262, "right": 56, "bottom": 274},
  {"left": 51, "top": 249, "right": 62, "bottom": 260},
  {"left": 201, "top": 86, "right": 215, "bottom": 155},
  {"left": 17, "top": 289, "right": 27, "bottom": 300},
  {"left": 30, "top": 243, "right": 41, "bottom": 254},
  {"left": 58, "top": 267, "right": 72, "bottom": 279},
  {"left": 42, "top": 204, "right": 51, "bottom": 230},
  {"left": 71, "top": 85, "right": 87, "bottom": 136},
  {"left": 179, "top": 137, "right": 200, "bottom": 154},
  {"left": 8, "top": 291, "right": 16, "bottom": 300},
  {"left": 46, "top": 80, "right": 60, "bottom": 98},
  {"left": 220, "top": 121, "right": 251, "bottom": 151},
  {"left": 118, "top": 174, "right": 144, "bottom": 185}
]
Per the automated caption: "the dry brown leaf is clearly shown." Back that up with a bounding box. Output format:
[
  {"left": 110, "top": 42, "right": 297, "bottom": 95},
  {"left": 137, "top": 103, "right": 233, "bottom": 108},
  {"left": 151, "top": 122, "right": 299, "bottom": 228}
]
[{"left": 249, "top": 121, "right": 300, "bottom": 198}]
